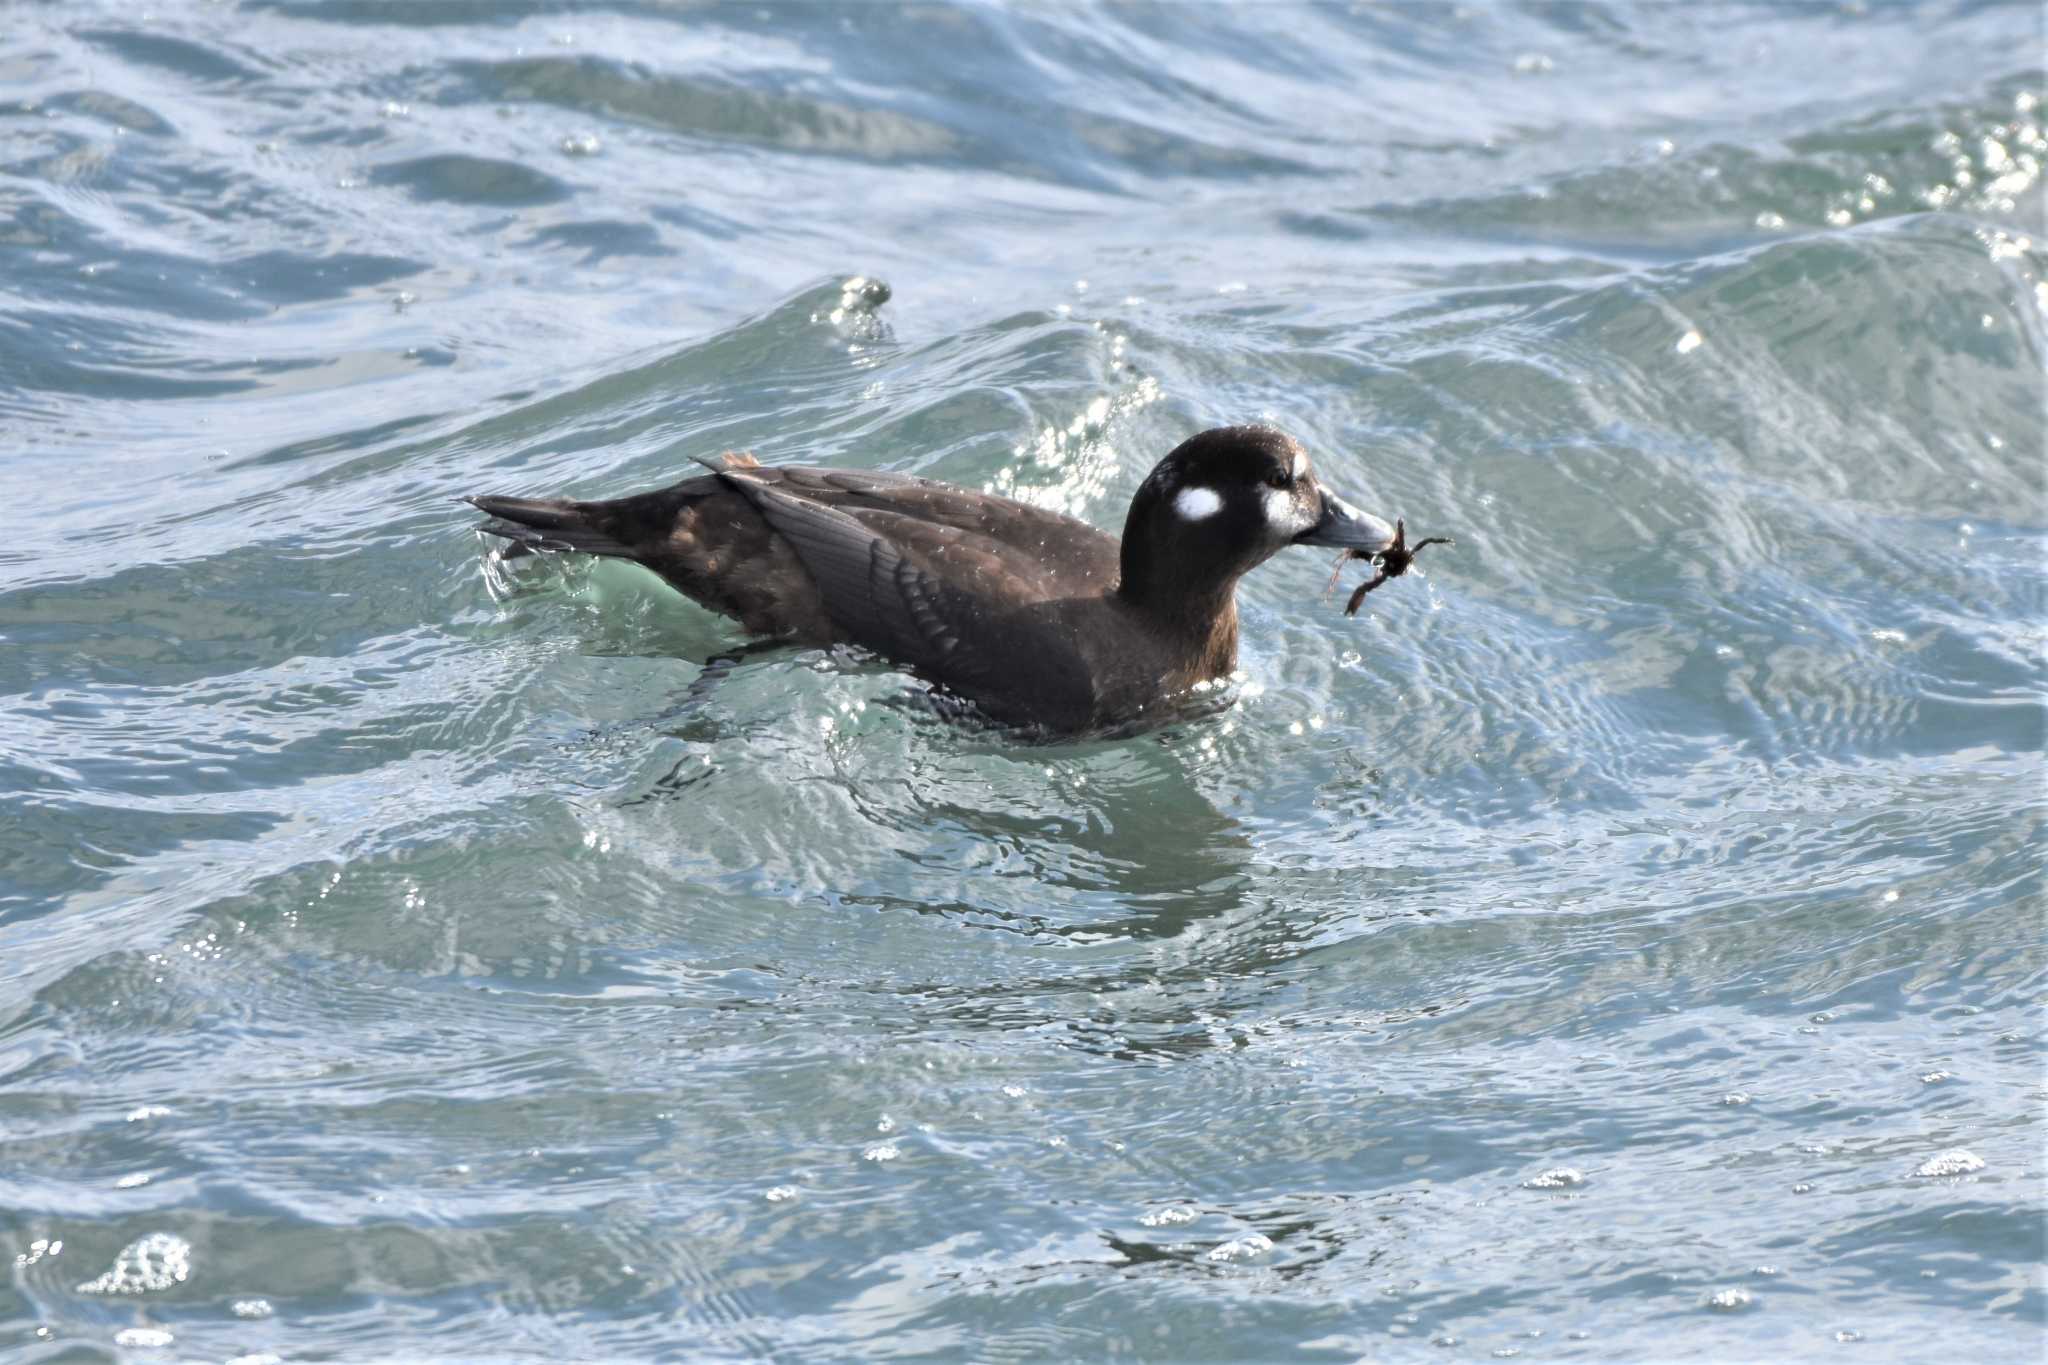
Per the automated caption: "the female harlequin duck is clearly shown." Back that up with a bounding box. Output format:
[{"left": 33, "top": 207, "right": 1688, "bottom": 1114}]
[{"left": 468, "top": 425, "right": 1395, "bottom": 733}]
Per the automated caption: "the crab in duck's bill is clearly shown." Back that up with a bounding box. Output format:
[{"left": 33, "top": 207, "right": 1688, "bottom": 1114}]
[{"left": 1325, "top": 518, "right": 1455, "bottom": 616}]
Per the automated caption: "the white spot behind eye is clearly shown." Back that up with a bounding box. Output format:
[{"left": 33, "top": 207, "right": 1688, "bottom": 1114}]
[
  {"left": 1175, "top": 486, "right": 1223, "bottom": 521},
  {"left": 1263, "top": 487, "right": 1297, "bottom": 530}
]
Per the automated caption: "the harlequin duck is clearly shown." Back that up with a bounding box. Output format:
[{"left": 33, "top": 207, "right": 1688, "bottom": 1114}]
[{"left": 468, "top": 425, "right": 1395, "bottom": 733}]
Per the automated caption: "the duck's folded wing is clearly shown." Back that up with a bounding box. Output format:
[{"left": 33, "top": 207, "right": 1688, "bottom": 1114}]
[
  {"left": 757, "top": 466, "right": 1120, "bottom": 597},
  {"left": 716, "top": 468, "right": 1094, "bottom": 725}
]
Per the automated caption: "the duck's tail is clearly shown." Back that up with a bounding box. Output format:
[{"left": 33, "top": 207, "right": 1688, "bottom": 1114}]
[
  {"left": 466, "top": 494, "right": 642, "bottom": 559},
  {"left": 468, "top": 462, "right": 751, "bottom": 561}
]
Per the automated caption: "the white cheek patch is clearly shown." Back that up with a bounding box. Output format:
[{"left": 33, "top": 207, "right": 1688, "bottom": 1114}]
[
  {"left": 1290, "top": 452, "right": 1307, "bottom": 482},
  {"left": 1174, "top": 486, "right": 1223, "bottom": 521},
  {"left": 1263, "top": 487, "right": 1298, "bottom": 531}
]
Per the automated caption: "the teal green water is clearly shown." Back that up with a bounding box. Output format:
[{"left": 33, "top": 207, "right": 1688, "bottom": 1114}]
[{"left": 3, "top": 3, "right": 2044, "bottom": 1360}]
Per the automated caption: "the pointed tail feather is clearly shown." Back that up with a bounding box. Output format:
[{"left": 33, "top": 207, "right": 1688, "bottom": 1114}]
[{"left": 466, "top": 495, "right": 634, "bottom": 558}]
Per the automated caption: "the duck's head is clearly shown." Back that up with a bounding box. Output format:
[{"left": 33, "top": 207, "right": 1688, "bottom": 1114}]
[{"left": 1116, "top": 425, "right": 1395, "bottom": 611}]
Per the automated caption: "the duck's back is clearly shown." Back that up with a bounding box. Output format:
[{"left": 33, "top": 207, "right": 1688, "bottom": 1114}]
[{"left": 741, "top": 466, "right": 1121, "bottom": 598}]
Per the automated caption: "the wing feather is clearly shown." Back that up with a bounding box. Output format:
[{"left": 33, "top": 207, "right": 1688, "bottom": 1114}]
[{"left": 715, "top": 468, "right": 1093, "bottom": 725}]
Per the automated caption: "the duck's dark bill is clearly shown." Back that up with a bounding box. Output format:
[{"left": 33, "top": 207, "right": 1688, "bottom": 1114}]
[{"left": 1296, "top": 491, "right": 1396, "bottom": 553}]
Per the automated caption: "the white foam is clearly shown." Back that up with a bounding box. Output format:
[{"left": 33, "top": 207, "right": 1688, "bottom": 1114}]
[
  {"left": 1140, "top": 1205, "right": 1197, "bottom": 1227},
  {"left": 1913, "top": 1149, "right": 1984, "bottom": 1177},
  {"left": 1207, "top": 1233, "right": 1274, "bottom": 1262},
  {"left": 76, "top": 1233, "right": 190, "bottom": 1295},
  {"left": 114, "top": 1328, "right": 174, "bottom": 1349}
]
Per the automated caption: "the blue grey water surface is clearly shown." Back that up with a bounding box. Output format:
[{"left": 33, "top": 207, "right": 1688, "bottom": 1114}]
[{"left": 1, "top": 1, "right": 2044, "bottom": 1360}]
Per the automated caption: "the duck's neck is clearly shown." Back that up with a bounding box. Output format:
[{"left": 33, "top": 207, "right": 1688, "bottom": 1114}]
[{"left": 1114, "top": 575, "right": 1242, "bottom": 684}]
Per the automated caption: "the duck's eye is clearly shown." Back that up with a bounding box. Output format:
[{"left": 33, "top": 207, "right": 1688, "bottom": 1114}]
[{"left": 1265, "top": 471, "right": 1291, "bottom": 490}]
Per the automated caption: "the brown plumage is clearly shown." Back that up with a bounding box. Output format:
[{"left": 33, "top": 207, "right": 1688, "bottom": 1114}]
[{"left": 468, "top": 426, "right": 1399, "bottom": 733}]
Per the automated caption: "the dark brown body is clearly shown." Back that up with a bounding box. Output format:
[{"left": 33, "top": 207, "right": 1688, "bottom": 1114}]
[
  {"left": 472, "top": 461, "right": 1237, "bottom": 732},
  {"left": 469, "top": 426, "right": 1396, "bottom": 734}
]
